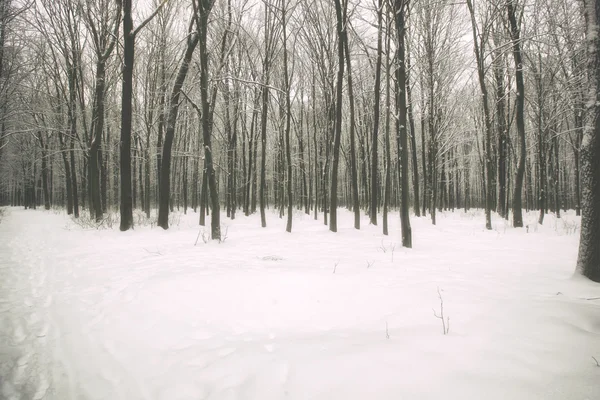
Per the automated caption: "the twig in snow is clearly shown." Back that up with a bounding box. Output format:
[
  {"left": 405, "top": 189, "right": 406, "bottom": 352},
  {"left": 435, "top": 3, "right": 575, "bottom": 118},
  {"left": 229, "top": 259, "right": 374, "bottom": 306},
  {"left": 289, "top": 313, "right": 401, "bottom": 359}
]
[
  {"left": 585, "top": 297, "right": 600, "bottom": 301},
  {"left": 219, "top": 226, "right": 229, "bottom": 243},
  {"left": 195, "top": 229, "right": 210, "bottom": 245},
  {"left": 367, "top": 260, "right": 374, "bottom": 269},
  {"left": 433, "top": 287, "right": 450, "bottom": 335},
  {"left": 592, "top": 356, "right": 599, "bottom": 367},
  {"left": 386, "top": 321, "right": 390, "bottom": 339},
  {"left": 333, "top": 259, "right": 339, "bottom": 274},
  {"left": 194, "top": 229, "right": 203, "bottom": 246},
  {"left": 144, "top": 248, "right": 162, "bottom": 256}
]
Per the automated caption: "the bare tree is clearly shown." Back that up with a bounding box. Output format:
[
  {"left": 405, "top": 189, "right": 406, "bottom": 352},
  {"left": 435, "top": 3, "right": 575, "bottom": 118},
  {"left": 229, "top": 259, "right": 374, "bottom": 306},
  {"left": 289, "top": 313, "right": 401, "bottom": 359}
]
[
  {"left": 507, "top": 0, "right": 527, "bottom": 228},
  {"left": 394, "top": 0, "right": 412, "bottom": 247},
  {"left": 117, "top": 0, "right": 167, "bottom": 231},
  {"left": 157, "top": 9, "right": 199, "bottom": 229}
]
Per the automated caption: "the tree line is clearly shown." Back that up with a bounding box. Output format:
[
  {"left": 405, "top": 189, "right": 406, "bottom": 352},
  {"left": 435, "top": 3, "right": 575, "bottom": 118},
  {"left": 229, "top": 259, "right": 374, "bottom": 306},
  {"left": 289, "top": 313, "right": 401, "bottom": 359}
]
[{"left": 0, "top": 0, "right": 598, "bottom": 279}]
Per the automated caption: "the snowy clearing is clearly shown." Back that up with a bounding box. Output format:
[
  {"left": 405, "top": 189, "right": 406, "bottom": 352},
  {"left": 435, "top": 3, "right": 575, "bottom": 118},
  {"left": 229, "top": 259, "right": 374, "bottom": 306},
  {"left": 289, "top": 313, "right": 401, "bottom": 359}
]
[{"left": 0, "top": 207, "right": 599, "bottom": 400}]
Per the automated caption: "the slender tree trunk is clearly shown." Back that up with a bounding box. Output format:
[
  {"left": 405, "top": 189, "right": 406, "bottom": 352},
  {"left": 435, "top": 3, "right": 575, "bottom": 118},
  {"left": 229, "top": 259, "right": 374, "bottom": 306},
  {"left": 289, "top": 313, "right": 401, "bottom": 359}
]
[
  {"left": 259, "top": 2, "right": 272, "bottom": 228},
  {"left": 394, "top": 0, "right": 412, "bottom": 247},
  {"left": 119, "top": 0, "right": 135, "bottom": 230},
  {"left": 406, "top": 51, "right": 420, "bottom": 217},
  {"left": 38, "top": 134, "right": 51, "bottom": 210},
  {"left": 198, "top": 0, "right": 220, "bottom": 239},
  {"left": 370, "top": 0, "right": 383, "bottom": 225},
  {"left": 342, "top": 13, "right": 360, "bottom": 230},
  {"left": 508, "top": 0, "right": 526, "bottom": 228},
  {"left": 158, "top": 30, "right": 199, "bottom": 229},
  {"left": 281, "top": 0, "right": 293, "bottom": 232},
  {"left": 383, "top": 13, "right": 392, "bottom": 235},
  {"left": 494, "top": 39, "right": 508, "bottom": 219},
  {"left": 330, "top": 0, "right": 346, "bottom": 233},
  {"left": 466, "top": 0, "right": 493, "bottom": 230}
]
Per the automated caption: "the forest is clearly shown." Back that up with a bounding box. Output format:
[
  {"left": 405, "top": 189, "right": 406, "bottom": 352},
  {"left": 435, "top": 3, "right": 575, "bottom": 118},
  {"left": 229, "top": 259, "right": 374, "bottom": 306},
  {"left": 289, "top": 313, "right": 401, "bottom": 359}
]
[
  {"left": 1, "top": 0, "right": 600, "bottom": 397},
  {"left": 0, "top": 0, "right": 598, "bottom": 278}
]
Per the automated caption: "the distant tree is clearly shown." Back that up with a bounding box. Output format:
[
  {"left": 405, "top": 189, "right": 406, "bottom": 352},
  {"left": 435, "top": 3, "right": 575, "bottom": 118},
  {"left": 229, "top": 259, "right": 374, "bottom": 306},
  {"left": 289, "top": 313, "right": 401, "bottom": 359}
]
[{"left": 576, "top": 0, "right": 600, "bottom": 282}]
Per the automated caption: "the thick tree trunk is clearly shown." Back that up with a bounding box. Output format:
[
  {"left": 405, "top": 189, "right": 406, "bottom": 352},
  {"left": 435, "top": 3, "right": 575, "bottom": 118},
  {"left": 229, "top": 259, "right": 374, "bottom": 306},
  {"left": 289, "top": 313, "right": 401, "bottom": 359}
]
[
  {"left": 330, "top": 0, "right": 346, "bottom": 233},
  {"left": 576, "top": 0, "right": 600, "bottom": 281},
  {"left": 119, "top": 0, "right": 134, "bottom": 230}
]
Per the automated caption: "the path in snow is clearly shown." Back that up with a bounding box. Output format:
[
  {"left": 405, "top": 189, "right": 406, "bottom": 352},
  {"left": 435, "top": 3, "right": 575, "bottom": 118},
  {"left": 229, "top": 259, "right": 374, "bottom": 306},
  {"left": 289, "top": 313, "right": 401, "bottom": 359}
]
[{"left": 0, "top": 207, "right": 599, "bottom": 400}]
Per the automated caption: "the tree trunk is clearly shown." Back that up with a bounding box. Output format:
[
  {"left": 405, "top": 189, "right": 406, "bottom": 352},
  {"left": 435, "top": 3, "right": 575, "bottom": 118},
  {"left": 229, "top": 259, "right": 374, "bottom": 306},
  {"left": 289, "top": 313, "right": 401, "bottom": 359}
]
[
  {"left": 466, "top": 0, "right": 493, "bottom": 230},
  {"left": 330, "top": 0, "right": 346, "bottom": 233},
  {"left": 406, "top": 47, "right": 420, "bottom": 217},
  {"left": 494, "top": 42, "right": 508, "bottom": 219},
  {"left": 282, "top": 0, "right": 293, "bottom": 232},
  {"left": 394, "top": 0, "right": 412, "bottom": 248},
  {"left": 90, "top": 59, "right": 107, "bottom": 222},
  {"left": 198, "top": 0, "right": 220, "bottom": 240},
  {"left": 157, "top": 30, "right": 199, "bottom": 229},
  {"left": 576, "top": 0, "right": 600, "bottom": 281},
  {"left": 259, "top": 2, "right": 272, "bottom": 228},
  {"left": 119, "top": 0, "right": 134, "bottom": 230},
  {"left": 383, "top": 15, "right": 392, "bottom": 235},
  {"left": 370, "top": 0, "right": 383, "bottom": 226},
  {"left": 508, "top": 0, "right": 526, "bottom": 228},
  {"left": 342, "top": 13, "right": 360, "bottom": 230}
]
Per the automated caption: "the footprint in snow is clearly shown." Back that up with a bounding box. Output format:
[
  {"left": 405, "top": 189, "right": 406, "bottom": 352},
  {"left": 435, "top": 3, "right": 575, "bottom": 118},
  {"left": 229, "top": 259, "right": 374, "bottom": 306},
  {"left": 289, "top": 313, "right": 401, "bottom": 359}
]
[
  {"left": 260, "top": 255, "right": 284, "bottom": 261},
  {"left": 32, "top": 375, "right": 50, "bottom": 400},
  {"left": 37, "top": 323, "right": 49, "bottom": 339},
  {"left": 42, "top": 295, "right": 53, "bottom": 308},
  {"left": 13, "top": 323, "right": 26, "bottom": 344}
]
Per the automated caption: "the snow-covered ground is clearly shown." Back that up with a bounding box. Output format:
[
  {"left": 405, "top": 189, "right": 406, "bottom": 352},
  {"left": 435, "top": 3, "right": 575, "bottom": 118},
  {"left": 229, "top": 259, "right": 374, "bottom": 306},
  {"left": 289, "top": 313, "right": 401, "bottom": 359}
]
[{"left": 0, "top": 206, "right": 599, "bottom": 400}]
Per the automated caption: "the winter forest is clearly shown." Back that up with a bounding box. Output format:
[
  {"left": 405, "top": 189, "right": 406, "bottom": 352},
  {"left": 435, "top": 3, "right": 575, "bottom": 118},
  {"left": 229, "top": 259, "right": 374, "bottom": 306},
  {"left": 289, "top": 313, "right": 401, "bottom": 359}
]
[{"left": 0, "top": 0, "right": 600, "bottom": 397}]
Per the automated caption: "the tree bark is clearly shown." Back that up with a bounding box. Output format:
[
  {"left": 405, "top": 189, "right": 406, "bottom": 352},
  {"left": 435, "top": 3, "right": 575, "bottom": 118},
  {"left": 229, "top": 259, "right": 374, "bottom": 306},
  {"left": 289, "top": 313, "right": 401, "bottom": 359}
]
[{"left": 576, "top": 0, "right": 600, "bottom": 281}]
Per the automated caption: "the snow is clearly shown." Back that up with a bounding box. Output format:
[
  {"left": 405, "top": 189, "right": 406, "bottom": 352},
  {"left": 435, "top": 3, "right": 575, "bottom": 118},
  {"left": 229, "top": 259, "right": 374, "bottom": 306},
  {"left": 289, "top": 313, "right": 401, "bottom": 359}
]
[{"left": 0, "top": 206, "right": 599, "bottom": 400}]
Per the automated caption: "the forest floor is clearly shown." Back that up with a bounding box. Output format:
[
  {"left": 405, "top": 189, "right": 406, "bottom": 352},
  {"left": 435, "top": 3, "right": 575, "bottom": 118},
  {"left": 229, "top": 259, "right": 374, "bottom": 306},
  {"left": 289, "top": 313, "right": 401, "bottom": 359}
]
[{"left": 0, "top": 206, "right": 599, "bottom": 400}]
